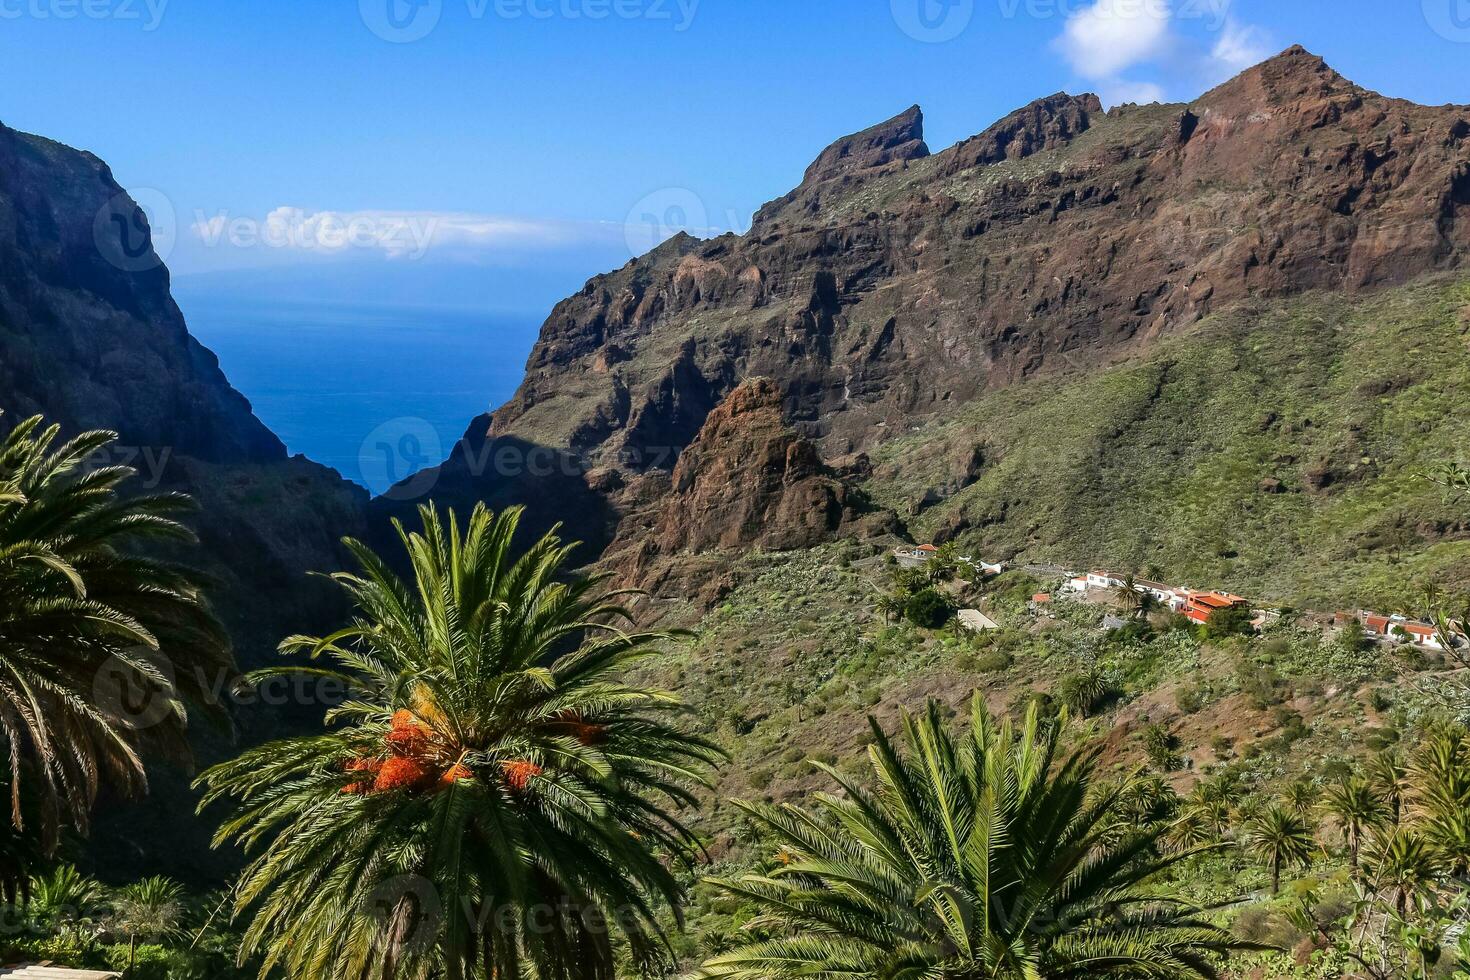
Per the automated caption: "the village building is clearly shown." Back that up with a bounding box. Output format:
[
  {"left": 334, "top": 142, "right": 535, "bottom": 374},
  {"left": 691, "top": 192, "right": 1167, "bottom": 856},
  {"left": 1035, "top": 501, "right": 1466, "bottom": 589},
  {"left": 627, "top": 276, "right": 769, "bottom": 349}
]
[
  {"left": 1181, "top": 591, "right": 1249, "bottom": 625},
  {"left": 1343, "top": 610, "right": 1450, "bottom": 650},
  {"left": 1085, "top": 570, "right": 1129, "bottom": 590},
  {"left": 0, "top": 967, "right": 121, "bottom": 979},
  {"left": 1136, "top": 579, "right": 1189, "bottom": 610}
]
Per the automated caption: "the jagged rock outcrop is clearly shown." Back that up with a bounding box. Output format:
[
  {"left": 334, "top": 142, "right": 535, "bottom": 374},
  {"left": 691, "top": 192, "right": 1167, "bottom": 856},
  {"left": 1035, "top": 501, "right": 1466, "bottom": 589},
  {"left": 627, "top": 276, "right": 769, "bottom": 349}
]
[
  {"left": 460, "top": 48, "right": 1468, "bottom": 573},
  {"left": 754, "top": 105, "right": 931, "bottom": 223},
  {"left": 653, "top": 377, "right": 859, "bottom": 553},
  {"left": 939, "top": 92, "right": 1101, "bottom": 175},
  {"left": 598, "top": 378, "right": 890, "bottom": 609}
]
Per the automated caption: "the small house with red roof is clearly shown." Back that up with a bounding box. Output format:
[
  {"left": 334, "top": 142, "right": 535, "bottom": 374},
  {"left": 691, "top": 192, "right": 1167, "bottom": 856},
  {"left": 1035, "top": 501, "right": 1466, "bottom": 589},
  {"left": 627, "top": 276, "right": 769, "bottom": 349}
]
[{"left": 1182, "top": 590, "right": 1249, "bottom": 625}]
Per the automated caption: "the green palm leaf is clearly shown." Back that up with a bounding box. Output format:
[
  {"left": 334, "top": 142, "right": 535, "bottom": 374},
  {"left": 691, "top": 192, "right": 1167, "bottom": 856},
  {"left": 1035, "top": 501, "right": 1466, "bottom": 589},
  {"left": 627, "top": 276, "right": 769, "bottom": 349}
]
[
  {"left": 198, "top": 503, "right": 723, "bottom": 980},
  {"left": 692, "top": 697, "right": 1252, "bottom": 980}
]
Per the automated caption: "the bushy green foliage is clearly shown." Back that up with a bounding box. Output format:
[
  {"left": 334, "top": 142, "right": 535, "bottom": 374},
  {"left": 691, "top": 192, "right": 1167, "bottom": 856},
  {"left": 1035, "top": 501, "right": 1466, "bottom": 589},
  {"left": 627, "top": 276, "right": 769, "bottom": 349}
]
[
  {"left": 1203, "top": 603, "right": 1257, "bottom": 639},
  {"left": 903, "top": 587, "right": 954, "bottom": 628},
  {"left": 1140, "top": 722, "right": 1184, "bottom": 772}
]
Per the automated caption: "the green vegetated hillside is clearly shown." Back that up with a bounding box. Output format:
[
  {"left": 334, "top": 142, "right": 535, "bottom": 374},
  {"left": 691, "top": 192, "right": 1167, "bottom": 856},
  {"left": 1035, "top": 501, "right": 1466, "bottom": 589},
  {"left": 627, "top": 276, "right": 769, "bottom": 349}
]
[
  {"left": 863, "top": 275, "right": 1470, "bottom": 610},
  {"left": 631, "top": 278, "right": 1470, "bottom": 971},
  {"left": 642, "top": 539, "right": 1470, "bottom": 975}
]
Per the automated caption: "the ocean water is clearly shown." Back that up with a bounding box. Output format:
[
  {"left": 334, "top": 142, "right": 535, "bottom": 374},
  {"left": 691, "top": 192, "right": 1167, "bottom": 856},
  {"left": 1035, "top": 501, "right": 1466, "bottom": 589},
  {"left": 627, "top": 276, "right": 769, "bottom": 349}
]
[{"left": 176, "top": 296, "right": 541, "bottom": 495}]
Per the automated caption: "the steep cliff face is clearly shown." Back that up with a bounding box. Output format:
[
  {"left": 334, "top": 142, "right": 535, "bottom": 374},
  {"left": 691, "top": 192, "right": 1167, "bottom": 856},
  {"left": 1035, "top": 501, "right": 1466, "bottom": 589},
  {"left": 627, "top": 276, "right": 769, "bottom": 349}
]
[
  {"left": 0, "top": 121, "right": 369, "bottom": 880},
  {"left": 431, "top": 47, "right": 1469, "bottom": 578},
  {"left": 0, "top": 124, "right": 285, "bottom": 462},
  {"left": 0, "top": 121, "right": 367, "bottom": 663},
  {"left": 489, "top": 47, "right": 1468, "bottom": 466}
]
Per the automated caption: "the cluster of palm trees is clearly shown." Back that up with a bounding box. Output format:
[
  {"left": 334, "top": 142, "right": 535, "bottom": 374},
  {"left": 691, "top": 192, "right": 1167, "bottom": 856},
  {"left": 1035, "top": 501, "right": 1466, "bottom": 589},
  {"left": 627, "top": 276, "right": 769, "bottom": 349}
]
[
  {"left": 21, "top": 864, "right": 187, "bottom": 970},
  {"left": 1160, "top": 737, "right": 1470, "bottom": 965}
]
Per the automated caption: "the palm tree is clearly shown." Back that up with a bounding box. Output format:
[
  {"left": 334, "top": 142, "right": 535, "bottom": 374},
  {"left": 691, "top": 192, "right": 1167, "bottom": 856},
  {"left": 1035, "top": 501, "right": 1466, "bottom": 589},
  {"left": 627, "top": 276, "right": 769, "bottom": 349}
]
[
  {"left": 110, "top": 875, "right": 186, "bottom": 971},
  {"left": 1281, "top": 779, "right": 1320, "bottom": 817},
  {"left": 1366, "top": 752, "right": 1408, "bottom": 825},
  {"left": 1319, "top": 777, "right": 1386, "bottom": 870},
  {"left": 691, "top": 697, "right": 1247, "bottom": 980},
  {"left": 1165, "top": 809, "right": 1215, "bottom": 853},
  {"left": 1364, "top": 827, "right": 1443, "bottom": 917},
  {"left": 197, "top": 504, "right": 723, "bottom": 980},
  {"left": 0, "top": 415, "right": 231, "bottom": 869},
  {"left": 1113, "top": 574, "right": 1145, "bottom": 618},
  {"left": 871, "top": 588, "right": 904, "bottom": 625},
  {"left": 1176, "top": 795, "right": 1232, "bottom": 844},
  {"left": 925, "top": 542, "right": 960, "bottom": 586},
  {"left": 1242, "top": 805, "right": 1314, "bottom": 894},
  {"left": 29, "top": 864, "right": 104, "bottom": 944},
  {"left": 1056, "top": 668, "right": 1110, "bottom": 719},
  {"left": 1407, "top": 726, "right": 1470, "bottom": 874}
]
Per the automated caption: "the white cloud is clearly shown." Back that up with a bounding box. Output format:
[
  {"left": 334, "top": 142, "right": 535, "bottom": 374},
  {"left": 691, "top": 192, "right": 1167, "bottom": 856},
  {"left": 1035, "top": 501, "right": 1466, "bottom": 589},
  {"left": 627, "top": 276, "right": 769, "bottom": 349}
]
[
  {"left": 191, "top": 207, "right": 617, "bottom": 262},
  {"left": 1057, "top": 0, "right": 1174, "bottom": 80},
  {"left": 1100, "top": 79, "right": 1167, "bottom": 108},
  {"left": 1209, "top": 18, "right": 1272, "bottom": 76}
]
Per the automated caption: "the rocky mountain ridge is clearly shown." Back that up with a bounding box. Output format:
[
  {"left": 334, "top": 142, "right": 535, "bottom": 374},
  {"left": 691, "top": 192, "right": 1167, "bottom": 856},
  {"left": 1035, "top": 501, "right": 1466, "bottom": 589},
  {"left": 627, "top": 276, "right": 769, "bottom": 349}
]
[{"left": 414, "top": 46, "right": 1470, "bottom": 597}]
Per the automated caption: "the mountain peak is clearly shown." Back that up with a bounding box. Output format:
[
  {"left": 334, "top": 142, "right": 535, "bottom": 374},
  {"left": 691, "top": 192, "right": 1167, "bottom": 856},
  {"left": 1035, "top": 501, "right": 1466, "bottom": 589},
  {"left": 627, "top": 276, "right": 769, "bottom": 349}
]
[
  {"left": 941, "top": 92, "right": 1101, "bottom": 175},
  {"left": 801, "top": 104, "right": 929, "bottom": 185},
  {"left": 1198, "top": 44, "right": 1350, "bottom": 111}
]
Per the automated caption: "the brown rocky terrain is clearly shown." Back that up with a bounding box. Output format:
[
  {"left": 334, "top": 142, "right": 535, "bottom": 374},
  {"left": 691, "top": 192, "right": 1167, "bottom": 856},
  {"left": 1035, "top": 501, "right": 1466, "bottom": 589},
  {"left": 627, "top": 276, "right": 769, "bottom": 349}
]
[
  {"left": 597, "top": 377, "right": 894, "bottom": 604},
  {"left": 415, "top": 46, "right": 1470, "bottom": 589}
]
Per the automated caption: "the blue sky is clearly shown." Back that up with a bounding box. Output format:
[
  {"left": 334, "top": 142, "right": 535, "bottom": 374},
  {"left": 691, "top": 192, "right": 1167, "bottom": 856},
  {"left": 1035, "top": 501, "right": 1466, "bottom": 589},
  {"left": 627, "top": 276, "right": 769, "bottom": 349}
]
[{"left": 2, "top": 0, "right": 1466, "bottom": 313}]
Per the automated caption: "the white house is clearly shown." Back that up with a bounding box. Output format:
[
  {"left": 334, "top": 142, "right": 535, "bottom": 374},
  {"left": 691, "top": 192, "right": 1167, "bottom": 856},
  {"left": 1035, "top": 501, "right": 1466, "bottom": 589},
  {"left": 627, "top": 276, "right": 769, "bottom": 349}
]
[
  {"left": 1353, "top": 611, "right": 1451, "bottom": 651},
  {"left": 1085, "top": 570, "right": 1128, "bottom": 590},
  {"left": 1136, "top": 579, "right": 1189, "bottom": 610}
]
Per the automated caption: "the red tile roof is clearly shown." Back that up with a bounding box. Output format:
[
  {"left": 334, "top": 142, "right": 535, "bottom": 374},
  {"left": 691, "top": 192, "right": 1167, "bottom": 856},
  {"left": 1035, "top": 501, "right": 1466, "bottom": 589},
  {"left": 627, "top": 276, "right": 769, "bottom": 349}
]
[{"left": 1186, "top": 591, "right": 1247, "bottom": 610}]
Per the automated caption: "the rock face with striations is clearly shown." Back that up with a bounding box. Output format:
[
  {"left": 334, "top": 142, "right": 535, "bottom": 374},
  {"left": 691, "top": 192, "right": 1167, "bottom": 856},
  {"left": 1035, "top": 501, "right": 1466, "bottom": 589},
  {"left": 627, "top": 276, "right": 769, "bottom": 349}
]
[
  {"left": 597, "top": 377, "right": 886, "bottom": 606},
  {"left": 449, "top": 47, "right": 1469, "bottom": 574},
  {"left": 654, "top": 377, "right": 859, "bottom": 553}
]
